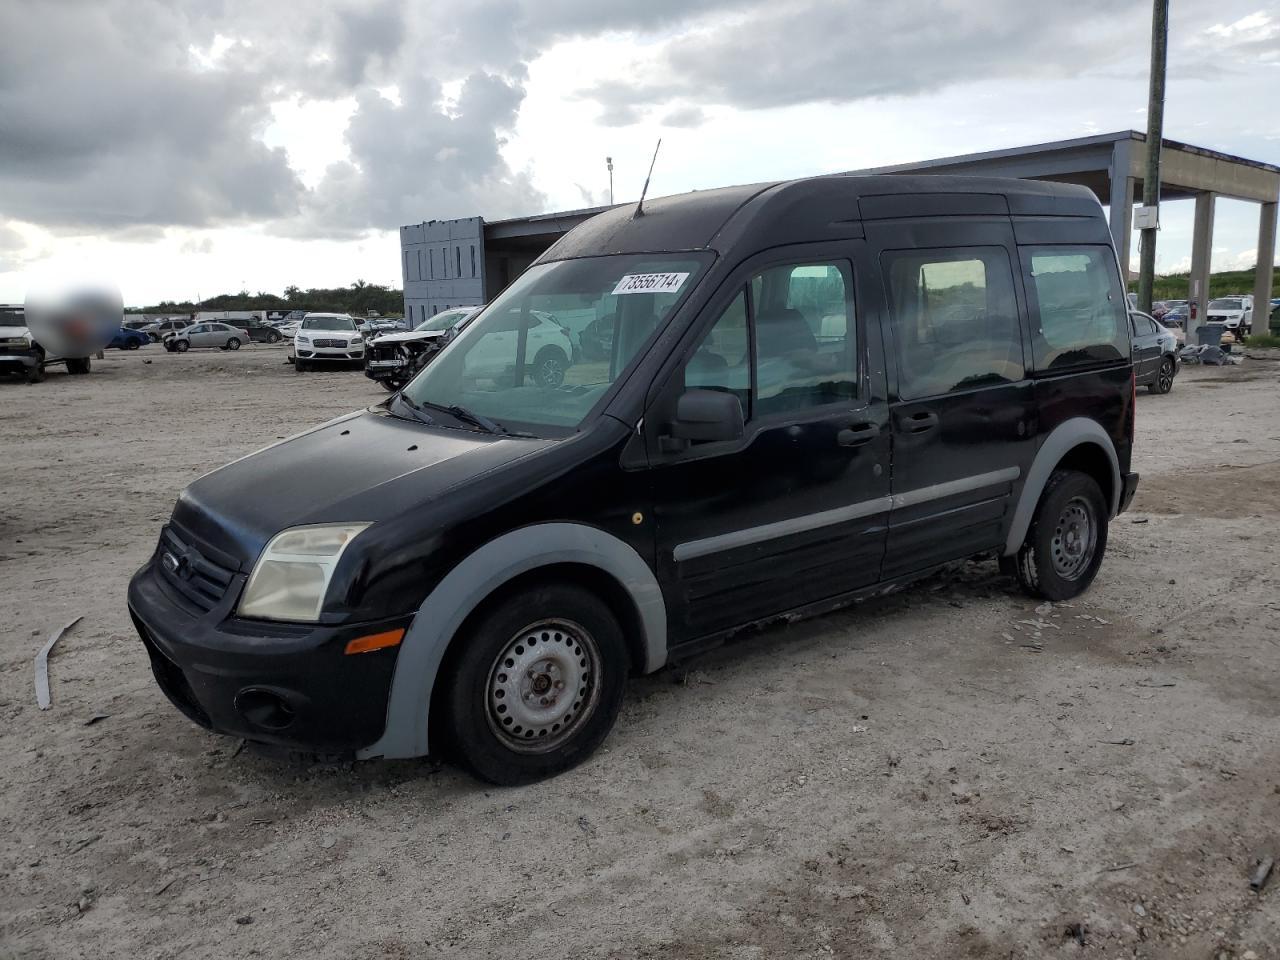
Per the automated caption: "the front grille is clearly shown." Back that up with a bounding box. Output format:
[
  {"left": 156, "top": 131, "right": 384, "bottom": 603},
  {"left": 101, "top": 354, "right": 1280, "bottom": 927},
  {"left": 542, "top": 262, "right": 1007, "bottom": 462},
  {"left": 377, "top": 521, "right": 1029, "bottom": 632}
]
[
  {"left": 156, "top": 525, "right": 237, "bottom": 614},
  {"left": 314, "top": 338, "right": 348, "bottom": 348}
]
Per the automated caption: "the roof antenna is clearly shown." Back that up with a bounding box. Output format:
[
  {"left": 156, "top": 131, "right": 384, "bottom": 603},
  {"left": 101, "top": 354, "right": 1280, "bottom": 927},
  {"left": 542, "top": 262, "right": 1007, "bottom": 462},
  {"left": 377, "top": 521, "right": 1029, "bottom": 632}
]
[{"left": 633, "top": 138, "right": 662, "bottom": 218}]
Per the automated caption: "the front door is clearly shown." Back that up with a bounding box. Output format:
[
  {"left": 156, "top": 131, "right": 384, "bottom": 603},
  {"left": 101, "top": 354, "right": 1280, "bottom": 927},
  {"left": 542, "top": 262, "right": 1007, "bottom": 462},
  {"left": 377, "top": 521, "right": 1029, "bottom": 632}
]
[
  {"left": 870, "top": 223, "right": 1038, "bottom": 579},
  {"left": 646, "top": 243, "right": 892, "bottom": 645}
]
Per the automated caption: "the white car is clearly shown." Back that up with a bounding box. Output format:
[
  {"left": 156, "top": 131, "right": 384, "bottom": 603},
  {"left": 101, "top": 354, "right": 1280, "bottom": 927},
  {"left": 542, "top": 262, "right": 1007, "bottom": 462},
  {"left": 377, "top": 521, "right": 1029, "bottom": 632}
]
[
  {"left": 462, "top": 309, "right": 575, "bottom": 387},
  {"left": 293, "top": 313, "right": 364, "bottom": 371},
  {"left": 1206, "top": 296, "right": 1254, "bottom": 335}
]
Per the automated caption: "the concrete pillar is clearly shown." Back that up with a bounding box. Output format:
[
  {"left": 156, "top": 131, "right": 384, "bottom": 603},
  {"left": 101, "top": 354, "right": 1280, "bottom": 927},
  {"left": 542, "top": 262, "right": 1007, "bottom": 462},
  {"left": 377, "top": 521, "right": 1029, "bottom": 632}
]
[
  {"left": 1253, "top": 201, "right": 1277, "bottom": 337},
  {"left": 1109, "top": 140, "right": 1136, "bottom": 278},
  {"left": 1188, "top": 192, "right": 1216, "bottom": 342}
]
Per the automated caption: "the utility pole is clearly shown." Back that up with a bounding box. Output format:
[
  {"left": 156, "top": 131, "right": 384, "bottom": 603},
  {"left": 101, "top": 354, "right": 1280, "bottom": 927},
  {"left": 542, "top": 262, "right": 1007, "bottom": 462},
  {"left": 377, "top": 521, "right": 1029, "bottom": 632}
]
[
  {"left": 606, "top": 156, "right": 614, "bottom": 205},
  {"left": 1137, "top": 0, "right": 1169, "bottom": 314}
]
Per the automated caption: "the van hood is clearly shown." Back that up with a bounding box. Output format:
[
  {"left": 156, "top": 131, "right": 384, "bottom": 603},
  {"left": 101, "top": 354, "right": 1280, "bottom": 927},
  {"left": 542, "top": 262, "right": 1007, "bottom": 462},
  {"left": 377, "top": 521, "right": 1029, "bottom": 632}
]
[{"left": 173, "top": 407, "right": 554, "bottom": 565}]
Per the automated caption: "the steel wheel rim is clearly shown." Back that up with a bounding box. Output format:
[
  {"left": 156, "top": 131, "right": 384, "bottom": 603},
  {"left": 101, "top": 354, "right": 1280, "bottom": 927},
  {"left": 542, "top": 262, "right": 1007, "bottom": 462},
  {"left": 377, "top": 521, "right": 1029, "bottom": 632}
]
[
  {"left": 485, "top": 618, "right": 601, "bottom": 754},
  {"left": 1051, "top": 496, "right": 1096, "bottom": 580},
  {"left": 1158, "top": 360, "right": 1173, "bottom": 392}
]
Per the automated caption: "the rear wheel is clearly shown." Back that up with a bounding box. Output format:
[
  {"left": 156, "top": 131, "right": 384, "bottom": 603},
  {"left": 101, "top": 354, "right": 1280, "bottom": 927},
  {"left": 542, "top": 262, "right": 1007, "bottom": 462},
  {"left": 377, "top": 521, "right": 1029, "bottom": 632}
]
[
  {"left": 1149, "top": 357, "right": 1175, "bottom": 394},
  {"left": 226, "top": 338, "right": 241, "bottom": 351},
  {"left": 66, "top": 356, "right": 91, "bottom": 374},
  {"left": 1011, "top": 469, "right": 1108, "bottom": 601},
  {"left": 268, "top": 331, "right": 281, "bottom": 343},
  {"left": 127, "top": 339, "right": 141, "bottom": 350},
  {"left": 439, "top": 583, "right": 629, "bottom": 785},
  {"left": 531, "top": 346, "right": 568, "bottom": 388}
]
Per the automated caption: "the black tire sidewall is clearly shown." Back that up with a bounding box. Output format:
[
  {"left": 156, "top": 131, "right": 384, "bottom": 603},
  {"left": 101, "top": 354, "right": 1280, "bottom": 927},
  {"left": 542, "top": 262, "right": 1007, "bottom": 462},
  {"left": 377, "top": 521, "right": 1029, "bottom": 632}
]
[
  {"left": 1021, "top": 470, "right": 1108, "bottom": 601},
  {"left": 227, "top": 338, "right": 241, "bottom": 350},
  {"left": 532, "top": 347, "right": 567, "bottom": 387},
  {"left": 440, "top": 583, "right": 628, "bottom": 786},
  {"left": 175, "top": 340, "right": 188, "bottom": 352}
]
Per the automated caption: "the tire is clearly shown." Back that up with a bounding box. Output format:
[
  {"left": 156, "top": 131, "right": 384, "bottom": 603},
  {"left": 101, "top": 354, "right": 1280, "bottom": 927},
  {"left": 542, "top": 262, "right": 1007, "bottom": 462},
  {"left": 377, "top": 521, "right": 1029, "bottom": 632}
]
[
  {"left": 174, "top": 340, "right": 189, "bottom": 353},
  {"left": 1148, "top": 357, "right": 1175, "bottom": 395},
  {"left": 438, "top": 582, "right": 629, "bottom": 785},
  {"left": 531, "top": 346, "right": 568, "bottom": 388},
  {"left": 127, "top": 339, "right": 141, "bottom": 350},
  {"left": 26, "top": 361, "right": 45, "bottom": 384},
  {"left": 226, "top": 338, "right": 241, "bottom": 351},
  {"left": 268, "top": 332, "right": 281, "bottom": 344},
  {"left": 1011, "top": 469, "right": 1108, "bottom": 602},
  {"left": 66, "top": 356, "right": 91, "bottom": 375},
  {"left": 379, "top": 378, "right": 403, "bottom": 392}
]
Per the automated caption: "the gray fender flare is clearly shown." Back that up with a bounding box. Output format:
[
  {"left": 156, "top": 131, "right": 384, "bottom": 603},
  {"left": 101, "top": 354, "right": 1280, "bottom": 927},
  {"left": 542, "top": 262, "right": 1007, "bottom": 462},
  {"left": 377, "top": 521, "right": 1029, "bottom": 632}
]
[
  {"left": 357, "top": 522, "right": 667, "bottom": 760},
  {"left": 1003, "top": 417, "right": 1121, "bottom": 556}
]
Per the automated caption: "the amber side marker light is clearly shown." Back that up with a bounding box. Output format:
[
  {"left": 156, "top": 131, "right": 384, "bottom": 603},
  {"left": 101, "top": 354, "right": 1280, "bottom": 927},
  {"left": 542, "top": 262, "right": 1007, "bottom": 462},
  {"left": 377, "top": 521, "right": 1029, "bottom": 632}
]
[{"left": 344, "top": 628, "right": 406, "bottom": 655}]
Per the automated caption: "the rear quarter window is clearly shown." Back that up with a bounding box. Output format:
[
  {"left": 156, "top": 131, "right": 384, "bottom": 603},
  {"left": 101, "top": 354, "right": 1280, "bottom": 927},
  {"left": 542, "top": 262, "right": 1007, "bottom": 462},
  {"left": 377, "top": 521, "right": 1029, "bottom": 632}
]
[{"left": 1021, "top": 246, "right": 1129, "bottom": 370}]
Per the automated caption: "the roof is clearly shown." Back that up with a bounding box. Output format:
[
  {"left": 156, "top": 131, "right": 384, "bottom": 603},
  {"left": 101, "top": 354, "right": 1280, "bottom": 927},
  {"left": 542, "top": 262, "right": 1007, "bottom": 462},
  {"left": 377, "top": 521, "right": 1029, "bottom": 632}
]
[{"left": 537, "top": 174, "right": 1102, "bottom": 263}]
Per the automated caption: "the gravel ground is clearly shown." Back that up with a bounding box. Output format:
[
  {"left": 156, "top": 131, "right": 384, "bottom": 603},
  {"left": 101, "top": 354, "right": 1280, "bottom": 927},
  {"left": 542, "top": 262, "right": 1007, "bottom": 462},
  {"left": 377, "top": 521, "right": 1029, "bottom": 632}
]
[{"left": 2, "top": 346, "right": 1278, "bottom": 959}]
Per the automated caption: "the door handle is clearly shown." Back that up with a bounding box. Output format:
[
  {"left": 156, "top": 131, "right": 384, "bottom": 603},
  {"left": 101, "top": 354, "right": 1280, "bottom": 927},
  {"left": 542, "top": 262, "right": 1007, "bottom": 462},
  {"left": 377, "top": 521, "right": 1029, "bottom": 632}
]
[
  {"left": 837, "top": 423, "right": 880, "bottom": 447},
  {"left": 898, "top": 410, "right": 939, "bottom": 434}
]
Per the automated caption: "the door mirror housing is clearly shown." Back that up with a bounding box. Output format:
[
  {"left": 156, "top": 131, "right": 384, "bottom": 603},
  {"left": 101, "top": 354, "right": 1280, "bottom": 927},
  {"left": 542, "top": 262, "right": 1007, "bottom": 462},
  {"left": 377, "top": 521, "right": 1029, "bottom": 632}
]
[{"left": 666, "top": 388, "right": 745, "bottom": 446}]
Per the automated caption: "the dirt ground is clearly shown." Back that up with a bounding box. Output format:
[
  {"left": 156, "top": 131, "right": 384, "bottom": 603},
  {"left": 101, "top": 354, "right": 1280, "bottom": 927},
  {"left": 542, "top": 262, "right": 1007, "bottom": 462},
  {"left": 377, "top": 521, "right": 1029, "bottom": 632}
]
[{"left": 2, "top": 345, "right": 1278, "bottom": 959}]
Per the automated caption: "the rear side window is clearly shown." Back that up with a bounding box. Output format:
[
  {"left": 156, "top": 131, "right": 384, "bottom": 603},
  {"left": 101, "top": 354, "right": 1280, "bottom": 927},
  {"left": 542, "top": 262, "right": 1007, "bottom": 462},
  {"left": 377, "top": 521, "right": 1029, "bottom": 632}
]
[
  {"left": 882, "top": 247, "right": 1024, "bottom": 401},
  {"left": 1021, "top": 246, "right": 1128, "bottom": 369}
]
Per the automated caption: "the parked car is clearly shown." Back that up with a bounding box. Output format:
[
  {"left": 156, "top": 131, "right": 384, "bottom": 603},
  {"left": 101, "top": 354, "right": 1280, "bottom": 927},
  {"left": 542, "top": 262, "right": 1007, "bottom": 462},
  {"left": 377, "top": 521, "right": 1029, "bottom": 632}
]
[
  {"left": 277, "top": 320, "right": 302, "bottom": 338},
  {"left": 364, "top": 306, "right": 481, "bottom": 391},
  {"left": 144, "top": 318, "right": 192, "bottom": 342},
  {"left": 128, "top": 174, "right": 1138, "bottom": 785},
  {"left": 108, "top": 326, "right": 150, "bottom": 350},
  {"left": 1129, "top": 310, "right": 1179, "bottom": 394},
  {"left": 1206, "top": 296, "right": 1253, "bottom": 335},
  {"left": 1157, "top": 316, "right": 1186, "bottom": 345},
  {"left": 358, "top": 316, "right": 408, "bottom": 336},
  {"left": 164, "top": 322, "right": 250, "bottom": 352},
  {"left": 123, "top": 318, "right": 155, "bottom": 331},
  {"left": 293, "top": 313, "right": 364, "bottom": 371},
  {"left": 234, "top": 318, "right": 285, "bottom": 343}
]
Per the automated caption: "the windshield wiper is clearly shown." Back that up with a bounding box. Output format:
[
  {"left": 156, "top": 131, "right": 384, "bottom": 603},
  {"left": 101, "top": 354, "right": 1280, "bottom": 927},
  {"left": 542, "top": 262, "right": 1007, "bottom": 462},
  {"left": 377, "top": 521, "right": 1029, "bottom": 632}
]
[
  {"left": 416, "top": 399, "right": 506, "bottom": 435},
  {"left": 394, "top": 393, "right": 436, "bottom": 425}
]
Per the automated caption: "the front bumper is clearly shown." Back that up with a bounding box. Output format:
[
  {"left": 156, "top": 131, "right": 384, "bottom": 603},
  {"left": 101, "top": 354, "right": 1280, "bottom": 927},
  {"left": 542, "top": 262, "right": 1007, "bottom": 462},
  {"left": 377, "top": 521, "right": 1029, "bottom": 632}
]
[
  {"left": 128, "top": 557, "right": 409, "bottom": 754},
  {"left": 1118, "top": 471, "right": 1140, "bottom": 515},
  {"left": 0, "top": 351, "right": 40, "bottom": 374},
  {"left": 296, "top": 342, "right": 365, "bottom": 362}
]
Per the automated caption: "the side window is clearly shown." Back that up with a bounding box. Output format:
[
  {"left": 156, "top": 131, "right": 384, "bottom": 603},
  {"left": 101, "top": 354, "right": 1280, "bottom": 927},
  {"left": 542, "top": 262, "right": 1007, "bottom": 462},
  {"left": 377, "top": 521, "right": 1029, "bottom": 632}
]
[
  {"left": 686, "top": 289, "right": 750, "bottom": 412},
  {"left": 882, "top": 247, "right": 1023, "bottom": 400},
  {"left": 1021, "top": 245, "right": 1128, "bottom": 369},
  {"left": 753, "top": 262, "right": 856, "bottom": 415},
  {"left": 683, "top": 260, "right": 858, "bottom": 420}
]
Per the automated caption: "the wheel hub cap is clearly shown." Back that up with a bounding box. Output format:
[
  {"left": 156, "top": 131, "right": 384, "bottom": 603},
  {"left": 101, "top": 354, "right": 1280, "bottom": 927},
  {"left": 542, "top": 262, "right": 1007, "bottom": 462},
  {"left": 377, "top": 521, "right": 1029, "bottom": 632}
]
[{"left": 486, "top": 619, "right": 600, "bottom": 753}]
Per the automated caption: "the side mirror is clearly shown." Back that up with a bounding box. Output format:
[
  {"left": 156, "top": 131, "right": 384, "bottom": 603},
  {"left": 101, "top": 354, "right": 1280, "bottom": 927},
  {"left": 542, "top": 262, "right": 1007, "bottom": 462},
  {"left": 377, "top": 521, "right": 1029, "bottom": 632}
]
[{"left": 665, "top": 388, "right": 744, "bottom": 447}]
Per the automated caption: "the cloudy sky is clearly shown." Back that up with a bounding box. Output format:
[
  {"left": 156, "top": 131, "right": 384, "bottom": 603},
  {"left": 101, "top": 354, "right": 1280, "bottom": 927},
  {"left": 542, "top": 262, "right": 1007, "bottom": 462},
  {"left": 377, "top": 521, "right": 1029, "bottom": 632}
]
[{"left": 0, "top": 0, "right": 1276, "bottom": 305}]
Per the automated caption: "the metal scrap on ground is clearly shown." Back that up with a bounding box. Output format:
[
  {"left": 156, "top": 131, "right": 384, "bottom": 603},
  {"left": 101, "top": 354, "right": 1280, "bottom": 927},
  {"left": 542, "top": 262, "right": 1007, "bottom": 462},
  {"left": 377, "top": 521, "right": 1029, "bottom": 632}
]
[{"left": 34, "top": 616, "right": 84, "bottom": 710}]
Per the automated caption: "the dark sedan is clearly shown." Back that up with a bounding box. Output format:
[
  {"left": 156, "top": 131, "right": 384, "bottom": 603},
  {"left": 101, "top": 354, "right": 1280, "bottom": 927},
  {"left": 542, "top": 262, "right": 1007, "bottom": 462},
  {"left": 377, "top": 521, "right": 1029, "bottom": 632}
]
[{"left": 1130, "top": 310, "right": 1179, "bottom": 394}]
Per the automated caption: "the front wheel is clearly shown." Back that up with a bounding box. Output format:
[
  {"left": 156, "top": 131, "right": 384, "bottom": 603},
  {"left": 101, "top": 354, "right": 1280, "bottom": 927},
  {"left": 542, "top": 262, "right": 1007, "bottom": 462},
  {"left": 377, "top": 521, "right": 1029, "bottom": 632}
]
[
  {"left": 1149, "top": 357, "right": 1175, "bottom": 394},
  {"left": 226, "top": 338, "right": 241, "bottom": 351},
  {"left": 174, "top": 340, "right": 189, "bottom": 353},
  {"left": 294, "top": 358, "right": 308, "bottom": 372},
  {"left": 1011, "top": 469, "right": 1108, "bottom": 601},
  {"left": 127, "top": 339, "right": 141, "bottom": 350},
  {"left": 438, "top": 583, "right": 629, "bottom": 785},
  {"left": 66, "top": 356, "right": 91, "bottom": 374}
]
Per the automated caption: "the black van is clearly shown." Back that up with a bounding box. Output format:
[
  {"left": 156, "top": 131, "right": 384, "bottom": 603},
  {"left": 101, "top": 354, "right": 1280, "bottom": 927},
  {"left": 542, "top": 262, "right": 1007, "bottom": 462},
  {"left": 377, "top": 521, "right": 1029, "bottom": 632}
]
[{"left": 128, "top": 175, "right": 1138, "bottom": 784}]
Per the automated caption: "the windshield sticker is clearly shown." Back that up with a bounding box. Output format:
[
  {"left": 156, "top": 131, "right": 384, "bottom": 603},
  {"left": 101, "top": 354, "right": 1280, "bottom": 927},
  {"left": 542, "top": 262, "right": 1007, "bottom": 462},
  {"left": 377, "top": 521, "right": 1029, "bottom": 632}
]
[{"left": 611, "top": 272, "right": 690, "bottom": 296}]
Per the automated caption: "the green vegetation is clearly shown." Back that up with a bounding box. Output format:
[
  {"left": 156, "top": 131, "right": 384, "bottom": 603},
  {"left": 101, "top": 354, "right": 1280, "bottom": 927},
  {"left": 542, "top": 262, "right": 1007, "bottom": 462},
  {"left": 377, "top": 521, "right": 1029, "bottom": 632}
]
[
  {"left": 1129, "top": 265, "right": 1279, "bottom": 302},
  {"left": 130, "top": 280, "right": 403, "bottom": 317},
  {"left": 1243, "top": 334, "right": 1280, "bottom": 349}
]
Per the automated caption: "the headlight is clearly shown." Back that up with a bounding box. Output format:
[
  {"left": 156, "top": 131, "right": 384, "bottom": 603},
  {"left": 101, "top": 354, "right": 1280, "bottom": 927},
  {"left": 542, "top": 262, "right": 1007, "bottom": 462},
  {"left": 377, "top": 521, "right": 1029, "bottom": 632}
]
[
  {"left": 238, "top": 523, "right": 370, "bottom": 622},
  {"left": 296, "top": 334, "right": 311, "bottom": 344}
]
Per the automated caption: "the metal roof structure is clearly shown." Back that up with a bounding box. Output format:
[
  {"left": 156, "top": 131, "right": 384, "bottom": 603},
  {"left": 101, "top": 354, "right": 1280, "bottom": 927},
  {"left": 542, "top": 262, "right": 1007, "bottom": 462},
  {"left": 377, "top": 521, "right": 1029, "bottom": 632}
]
[{"left": 400, "top": 131, "right": 1278, "bottom": 328}]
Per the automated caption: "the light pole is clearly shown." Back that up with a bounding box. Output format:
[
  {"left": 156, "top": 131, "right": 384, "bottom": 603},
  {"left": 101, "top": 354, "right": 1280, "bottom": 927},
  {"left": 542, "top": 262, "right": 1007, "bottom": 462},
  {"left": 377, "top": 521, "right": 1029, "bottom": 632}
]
[
  {"left": 606, "top": 156, "right": 614, "bottom": 206},
  {"left": 1137, "top": 0, "right": 1169, "bottom": 315}
]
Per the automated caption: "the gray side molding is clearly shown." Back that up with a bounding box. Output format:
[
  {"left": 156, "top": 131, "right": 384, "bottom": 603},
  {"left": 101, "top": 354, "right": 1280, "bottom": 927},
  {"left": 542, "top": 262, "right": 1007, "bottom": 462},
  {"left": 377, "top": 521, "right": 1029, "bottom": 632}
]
[
  {"left": 1003, "top": 417, "right": 1121, "bottom": 556},
  {"left": 358, "top": 522, "right": 666, "bottom": 760}
]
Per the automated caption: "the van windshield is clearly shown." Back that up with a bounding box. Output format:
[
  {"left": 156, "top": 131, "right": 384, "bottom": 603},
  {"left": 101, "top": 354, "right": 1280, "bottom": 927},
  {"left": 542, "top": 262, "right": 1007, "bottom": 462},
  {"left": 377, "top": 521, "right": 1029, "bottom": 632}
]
[{"left": 402, "top": 252, "right": 711, "bottom": 435}]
